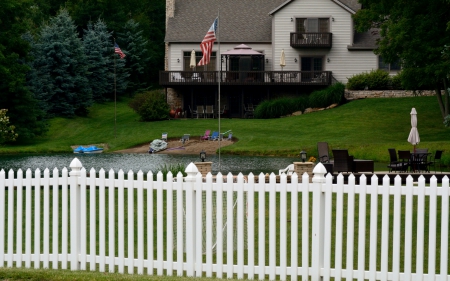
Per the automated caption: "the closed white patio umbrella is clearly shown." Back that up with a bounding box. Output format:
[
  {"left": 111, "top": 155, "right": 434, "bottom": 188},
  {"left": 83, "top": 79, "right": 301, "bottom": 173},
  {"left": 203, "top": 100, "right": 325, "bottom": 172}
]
[
  {"left": 407, "top": 107, "right": 420, "bottom": 152},
  {"left": 279, "top": 49, "right": 286, "bottom": 71},
  {"left": 189, "top": 49, "right": 196, "bottom": 69}
]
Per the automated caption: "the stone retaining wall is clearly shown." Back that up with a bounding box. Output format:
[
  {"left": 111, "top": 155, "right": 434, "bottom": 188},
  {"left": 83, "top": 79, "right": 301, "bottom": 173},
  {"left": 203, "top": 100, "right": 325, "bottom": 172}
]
[{"left": 345, "top": 89, "right": 437, "bottom": 100}]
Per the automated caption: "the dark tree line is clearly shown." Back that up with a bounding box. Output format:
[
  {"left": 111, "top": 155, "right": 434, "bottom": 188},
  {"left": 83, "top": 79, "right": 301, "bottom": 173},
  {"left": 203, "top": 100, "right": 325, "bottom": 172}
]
[{"left": 0, "top": 0, "right": 165, "bottom": 142}]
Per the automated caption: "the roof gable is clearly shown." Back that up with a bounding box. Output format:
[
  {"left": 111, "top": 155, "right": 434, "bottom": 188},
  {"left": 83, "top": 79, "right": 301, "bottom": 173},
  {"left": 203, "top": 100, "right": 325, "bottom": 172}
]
[
  {"left": 269, "top": 0, "right": 361, "bottom": 15},
  {"left": 165, "top": 0, "right": 285, "bottom": 43}
]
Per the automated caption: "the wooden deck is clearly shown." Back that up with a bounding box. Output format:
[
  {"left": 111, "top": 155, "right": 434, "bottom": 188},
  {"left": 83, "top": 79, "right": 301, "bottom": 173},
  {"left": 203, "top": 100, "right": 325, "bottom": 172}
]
[{"left": 159, "top": 70, "right": 333, "bottom": 86}]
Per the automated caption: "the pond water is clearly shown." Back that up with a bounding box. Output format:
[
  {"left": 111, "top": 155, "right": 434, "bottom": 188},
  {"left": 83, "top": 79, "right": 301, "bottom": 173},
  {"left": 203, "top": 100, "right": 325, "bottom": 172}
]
[{"left": 0, "top": 153, "right": 297, "bottom": 176}]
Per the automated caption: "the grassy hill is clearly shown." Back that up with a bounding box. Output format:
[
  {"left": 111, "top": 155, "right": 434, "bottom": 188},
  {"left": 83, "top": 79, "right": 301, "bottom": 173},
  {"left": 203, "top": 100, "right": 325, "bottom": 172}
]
[{"left": 2, "top": 96, "right": 449, "bottom": 165}]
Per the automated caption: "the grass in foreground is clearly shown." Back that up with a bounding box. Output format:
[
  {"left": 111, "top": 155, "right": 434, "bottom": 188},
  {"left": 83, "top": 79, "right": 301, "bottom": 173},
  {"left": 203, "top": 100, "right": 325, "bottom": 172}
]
[{"left": 1, "top": 96, "right": 449, "bottom": 165}]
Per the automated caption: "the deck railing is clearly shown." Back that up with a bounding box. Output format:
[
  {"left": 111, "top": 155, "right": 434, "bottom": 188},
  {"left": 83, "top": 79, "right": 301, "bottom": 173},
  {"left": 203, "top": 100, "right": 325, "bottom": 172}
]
[
  {"left": 290, "top": 32, "right": 332, "bottom": 48},
  {"left": 160, "top": 70, "right": 332, "bottom": 86},
  {"left": 0, "top": 159, "right": 449, "bottom": 280}
]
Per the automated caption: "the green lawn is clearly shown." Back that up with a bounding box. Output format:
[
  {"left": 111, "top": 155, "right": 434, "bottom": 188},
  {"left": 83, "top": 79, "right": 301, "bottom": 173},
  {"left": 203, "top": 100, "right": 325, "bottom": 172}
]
[{"left": 2, "top": 96, "right": 449, "bottom": 166}]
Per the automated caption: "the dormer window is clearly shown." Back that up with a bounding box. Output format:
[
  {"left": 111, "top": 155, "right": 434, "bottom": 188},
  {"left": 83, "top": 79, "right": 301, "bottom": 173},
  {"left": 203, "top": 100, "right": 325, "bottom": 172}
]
[{"left": 296, "top": 18, "right": 330, "bottom": 33}]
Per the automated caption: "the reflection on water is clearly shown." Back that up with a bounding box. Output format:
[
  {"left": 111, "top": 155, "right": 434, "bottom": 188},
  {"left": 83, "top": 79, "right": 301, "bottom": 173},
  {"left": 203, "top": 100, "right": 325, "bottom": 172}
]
[{"left": 0, "top": 153, "right": 296, "bottom": 176}]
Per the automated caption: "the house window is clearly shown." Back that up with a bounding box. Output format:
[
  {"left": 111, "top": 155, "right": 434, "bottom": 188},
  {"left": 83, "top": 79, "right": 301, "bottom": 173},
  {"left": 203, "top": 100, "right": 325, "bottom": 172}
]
[
  {"left": 379, "top": 56, "right": 401, "bottom": 72},
  {"left": 301, "top": 57, "right": 323, "bottom": 71},
  {"left": 296, "top": 18, "right": 329, "bottom": 33},
  {"left": 183, "top": 51, "right": 216, "bottom": 71}
]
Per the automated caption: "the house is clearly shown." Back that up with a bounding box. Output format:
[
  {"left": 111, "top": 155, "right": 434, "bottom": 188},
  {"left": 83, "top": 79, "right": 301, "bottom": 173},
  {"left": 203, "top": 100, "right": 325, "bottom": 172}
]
[{"left": 161, "top": 0, "right": 384, "bottom": 118}]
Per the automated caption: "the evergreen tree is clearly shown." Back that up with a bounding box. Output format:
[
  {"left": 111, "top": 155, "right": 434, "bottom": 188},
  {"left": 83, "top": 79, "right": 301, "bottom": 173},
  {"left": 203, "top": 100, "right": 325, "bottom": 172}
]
[
  {"left": 0, "top": 0, "right": 48, "bottom": 141},
  {"left": 29, "top": 9, "right": 92, "bottom": 117},
  {"left": 83, "top": 19, "right": 113, "bottom": 102},
  {"left": 118, "top": 19, "right": 150, "bottom": 94}
]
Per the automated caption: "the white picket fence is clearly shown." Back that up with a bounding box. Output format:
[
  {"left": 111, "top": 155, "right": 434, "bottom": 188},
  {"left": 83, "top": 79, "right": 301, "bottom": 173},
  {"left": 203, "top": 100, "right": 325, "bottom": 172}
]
[{"left": 0, "top": 157, "right": 449, "bottom": 281}]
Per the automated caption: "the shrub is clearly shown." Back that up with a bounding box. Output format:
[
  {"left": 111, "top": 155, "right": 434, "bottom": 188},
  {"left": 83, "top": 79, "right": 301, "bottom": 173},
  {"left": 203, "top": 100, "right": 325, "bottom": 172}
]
[
  {"left": 390, "top": 72, "right": 403, "bottom": 90},
  {"left": 309, "top": 82, "right": 345, "bottom": 108},
  {"left": 254, "top": 97, "right": 296, "bottom": 119},
  {"left": 129, "top": 90, "right": 169, "bottom": 121},
  {"left": 153, "top": 163, "right": 187, "bottom": 181},
  {"left": 444, "top": 115, "right": 450, "bottom": 127},
  {"left": 347, "top": 69, "right": 391, "bottom": 90}
]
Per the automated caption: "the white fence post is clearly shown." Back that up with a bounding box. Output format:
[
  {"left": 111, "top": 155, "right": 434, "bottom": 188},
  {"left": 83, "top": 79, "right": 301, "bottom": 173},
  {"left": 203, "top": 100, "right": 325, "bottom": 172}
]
[
  {"left": 69, "top": 158, "right": 83, "bottom": 270},
  {"left": 184, "top": 162, "right": 199, "bottom": 277},
  {"left": 311, "top": 163, "right": 327, "bottom": 281}
]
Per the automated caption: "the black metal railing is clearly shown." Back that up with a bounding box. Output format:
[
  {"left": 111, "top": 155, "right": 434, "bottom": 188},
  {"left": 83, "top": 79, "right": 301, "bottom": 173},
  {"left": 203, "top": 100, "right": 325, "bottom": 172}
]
[
  {"left": 290, "top": 32, "right": 332, "bottom": 48},
  {"left": 160, "top": 71, "right": 332, "bottom": 86}
]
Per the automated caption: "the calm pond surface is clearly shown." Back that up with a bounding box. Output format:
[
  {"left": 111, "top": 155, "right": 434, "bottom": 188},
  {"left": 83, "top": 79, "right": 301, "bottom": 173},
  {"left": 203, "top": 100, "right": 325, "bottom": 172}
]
[{"left": 0, "top": 153, "right": 297, "bottom": 176}]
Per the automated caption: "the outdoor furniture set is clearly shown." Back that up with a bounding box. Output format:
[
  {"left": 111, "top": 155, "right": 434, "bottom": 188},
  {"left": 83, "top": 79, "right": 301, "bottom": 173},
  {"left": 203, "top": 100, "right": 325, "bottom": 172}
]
[
  {"left": 388, "top": 148, "right": 443, "bottom": 173},
  {"left": 317, "top": 142, "right": 374, "bottom": 174},
  {"left": 189, "top": 105, "right": 227, "bottom": 119}
]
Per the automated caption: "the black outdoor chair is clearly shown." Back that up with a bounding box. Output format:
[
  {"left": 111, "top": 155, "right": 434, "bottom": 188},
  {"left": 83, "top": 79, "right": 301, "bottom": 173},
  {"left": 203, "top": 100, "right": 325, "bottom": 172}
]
[
  {"left": 429, "top": 150, "right": 444, "bottom": 173},
  {"left": 387, "top": 148, "right": 408, "bottom": 172},
  {"left": 317, "top": 142, "right": 333, "bottom": 164}
]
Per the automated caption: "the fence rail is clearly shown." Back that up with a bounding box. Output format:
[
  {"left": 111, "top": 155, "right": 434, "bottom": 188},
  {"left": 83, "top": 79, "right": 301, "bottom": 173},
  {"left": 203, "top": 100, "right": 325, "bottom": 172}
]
[{"left": 0, "top": 158, "right": 449, "bottom": 281}]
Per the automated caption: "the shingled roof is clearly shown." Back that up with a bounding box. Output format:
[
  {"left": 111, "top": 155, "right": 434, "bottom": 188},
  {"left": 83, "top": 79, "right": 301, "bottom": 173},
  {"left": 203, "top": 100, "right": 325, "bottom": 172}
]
[
  {"left": 165, "top": 0, "right": 285, "bottom": 43},
  {"left": 350, "top": 28, "right": 380, "bottom": 50}
]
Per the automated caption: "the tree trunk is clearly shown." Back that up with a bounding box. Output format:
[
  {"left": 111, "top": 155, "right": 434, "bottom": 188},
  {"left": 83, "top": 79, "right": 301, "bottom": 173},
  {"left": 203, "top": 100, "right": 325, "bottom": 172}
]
[
  {"left": 443, "top": 78, "right": 450, "bottom": 116},
  {"left": 435, "top": 83, "right": 445, "bottom": 119}
]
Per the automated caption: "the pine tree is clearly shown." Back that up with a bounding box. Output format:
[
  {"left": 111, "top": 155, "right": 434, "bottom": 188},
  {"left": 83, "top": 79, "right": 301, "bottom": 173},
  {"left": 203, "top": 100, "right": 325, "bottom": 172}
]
[
  {"left": 118, "top": 19, "right": 150, "bottom": 94},
  {"left": 29, "top": 9, "right": 92, "bottom": 117},
  {"left": 83, "top": 19, "right": 113, "bottom": 102}
]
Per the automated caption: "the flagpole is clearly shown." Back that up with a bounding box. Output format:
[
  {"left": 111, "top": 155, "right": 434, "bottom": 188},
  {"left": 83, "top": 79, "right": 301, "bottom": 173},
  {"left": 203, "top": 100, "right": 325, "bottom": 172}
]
[
  {"left": 217, "top": 9, "right": 221, "bottom": 172},
  {"left": 114, "top": 38, "right": 117, "bottom": 139}
]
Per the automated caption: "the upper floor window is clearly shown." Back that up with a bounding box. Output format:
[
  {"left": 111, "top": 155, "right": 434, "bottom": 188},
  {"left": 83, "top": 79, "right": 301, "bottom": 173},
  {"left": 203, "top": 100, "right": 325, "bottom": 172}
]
[
  {"left": 183, "top": 51, "right": 216, "bottom": 71},
  {"left": 379, "top": 56, "right": 401, "bottom": 72},
  {"left": 296, "top": 18, "right": 329, "bottom": 33}
]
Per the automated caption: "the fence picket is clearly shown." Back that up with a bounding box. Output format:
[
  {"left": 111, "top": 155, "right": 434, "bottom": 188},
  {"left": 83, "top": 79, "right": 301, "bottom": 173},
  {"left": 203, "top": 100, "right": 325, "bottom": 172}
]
[
  {"left": 7, "top": 169, "right": 15, "bottom": 267},
  {"left": 98, "top": 169, "right": 105, "bottom": 272},
  {"left": 440, "top": 177, "right": 449, "bottom": 280},
  {"left": 226, "top": 172, "right": 234, "bottom": 279},
  {"left": 0, "top": 160, "right": 449, "bottom": 281},
  {"left": 290, "top": 173, "right": 299, "bottom": 281},
  {"left": 108, "top": 169, "right": 116, "bottom": 273},
  {"left": 25, "top": 169, "right": 32, "bottom": 268},
  {"left": 34, "top": 169, "right": 41, "bottom": 269},
  {"left": 416, "top": 176, "right": 426, "bottom": 279},
  {"left": 127, "top": 170, "right": 135, "bottom": 274},
  {"left": 334, "top": 173, "right": 344, "bottom": 281},
  {"left": 16, "top": 170, "right": 23, "bottom": 267},
  {"left": 392, "top": 175, "right": 402, "bottom": 281},
  {"left": 258, "top": 172, "right": 266, "bottom": 280},
  {"left": 89, "top": 168, "right": 97, "bottom": 271},
  {"left": 237, "top": 173, "right": 245, "bottom": 279},
  {"left": 52, "top": 168, "right": 59, "bottom": 269},
  {"left": 216, "top": 172, "right": 224, "bottom": 279},
  {"left": 357, "top": 174, "right": 368, "bottom": 281},
  {"left": 0, "top": 169, "right": 4, "bottom": 267},
  {"left": 346, "top": 174, "right": 356, "bottom": 281},
  {"left": 137, "top": 171, "right": 144, "bottom": 274},
  {"left": 269, "top": 173, "right": 276, "bottom": 281},
  {"left": 117, "top": 169, "right": 125, "bottom": 273},
  {"left": 428, "top": 176, "right": 437, "bottom": 280},
  {"left": 247, "top": 173, "right": 255, "bottom": 280},
  {"left": 279, "top": 173, "right": 287, "bottom": 281},
  {"left": 166, "top": 171, "right": 173, "bottom": 276}
]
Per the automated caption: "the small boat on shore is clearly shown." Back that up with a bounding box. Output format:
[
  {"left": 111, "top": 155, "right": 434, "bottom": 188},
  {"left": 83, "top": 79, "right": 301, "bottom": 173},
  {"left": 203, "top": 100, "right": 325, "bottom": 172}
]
[
  {"left": 148, "top": 139, "right": 167, "bottom": 153},
  {"left": 73, "top": 145, "right": 104, "bottom": 154}
]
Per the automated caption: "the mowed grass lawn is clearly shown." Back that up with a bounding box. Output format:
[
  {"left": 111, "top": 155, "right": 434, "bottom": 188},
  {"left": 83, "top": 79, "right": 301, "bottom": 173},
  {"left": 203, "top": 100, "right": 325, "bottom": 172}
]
[{"left": 2, "top": 95, "right": 449, "bottom": 165}]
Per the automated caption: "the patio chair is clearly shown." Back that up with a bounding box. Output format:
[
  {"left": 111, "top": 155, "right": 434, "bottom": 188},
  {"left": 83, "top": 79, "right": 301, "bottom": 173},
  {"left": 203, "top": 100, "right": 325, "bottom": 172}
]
[
  {"left": 196, "top": 105, "right": 205, "bottom": 118},
  {"left": 189, "top": 105, "right": 198, "bottom": 118},
  {"left": 226, "top": 133, "right": 233, "bottom": 141},
  {"left": 331, "top": 149, "right": 354, "bottom": 173},
  {"left": 387, "top": 148, "right": 408, "bottom": 172},
  {"left": 205, "top": 105, "right": 214, "bottom": 118},
  {"left": 161, "top": 132, "right": 168, "bottom": 141},
  {"left": 180, "top": 134, "right": 190, "bottom": 144},
  {"left": 429, "top": 150, "right": 444, "bottom": 173},
  {"left": 209, "top": 131, "right": 219, "bottom": 141},
  {"left": 317, "top": 142, "right": 333, "bottom": 164},
  {"left": 397, "top": 150, "right": 411, "bottom": 172},
  {"left": 200, "top": 130, "right": 211, "bottom": 140}
]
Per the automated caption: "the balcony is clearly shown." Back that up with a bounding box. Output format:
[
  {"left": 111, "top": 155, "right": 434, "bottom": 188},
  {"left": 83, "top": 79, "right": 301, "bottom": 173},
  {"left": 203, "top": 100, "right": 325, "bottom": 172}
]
[
  {"left": 160, "top": 71, "right": 332, "bottom": 86},
  {"left": 290, "top": 32, "right": 332, "bottom": 48}
]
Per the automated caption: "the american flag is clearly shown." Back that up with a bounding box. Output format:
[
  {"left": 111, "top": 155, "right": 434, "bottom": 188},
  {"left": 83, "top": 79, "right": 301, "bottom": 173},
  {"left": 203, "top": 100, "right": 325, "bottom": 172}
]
[
  {"left": 198, "top": 18, "right": 218, "bottom": 66},
  {"left": 114, "top": 43, "right": 126, "bottom": 59}
]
